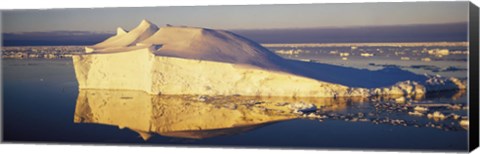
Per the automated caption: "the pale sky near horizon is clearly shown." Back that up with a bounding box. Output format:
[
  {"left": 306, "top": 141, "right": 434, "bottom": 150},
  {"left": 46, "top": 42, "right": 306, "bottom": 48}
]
[{"left": 2, "top": 1, "right": 469, "bottom": 33}]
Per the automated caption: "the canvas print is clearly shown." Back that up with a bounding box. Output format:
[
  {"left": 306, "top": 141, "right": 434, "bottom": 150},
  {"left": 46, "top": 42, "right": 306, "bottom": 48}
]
[{"left": 1, "top": 1, "right": 476, "bottom": 152}]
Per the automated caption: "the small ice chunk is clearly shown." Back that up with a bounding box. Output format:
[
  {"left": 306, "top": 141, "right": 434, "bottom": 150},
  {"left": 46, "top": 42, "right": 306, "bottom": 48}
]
[
  {"left": 427, "top": 111, "right": 446, "bottom": 120},
  {"left": 414, "top": 106, "right": 428, "bottom": 112},
  {"left": 197, "top": 95, "right": 208, "bottom": 102},
  {"left": 448, "top": 104, "right": 462, "bottom": 110},
  {"left": 448, "top": 113, "right": 461, "bottom": 120},
  {"left": 460, "top": 119, "right": 469, "bottom": 130},
  {"left": 395, "top": 97, "right": 406, "bottom": 103},
  {"left": 223, "top": 103, "right": 237, "bottom": 110},
  {"left": 408, "top": 111, "right": 424, "bottom": 117},
  {"left": 275, "top": 102, "right": 289, "bottom": 106},
  {"left": 307, "top": 113, "right": 320, "bottom": 118},
  {"left": 424, "top": 74, "right": 466, "bottom": 91},
  {"left": 288, "top": 102, "right": 317, "bottom": 113}
]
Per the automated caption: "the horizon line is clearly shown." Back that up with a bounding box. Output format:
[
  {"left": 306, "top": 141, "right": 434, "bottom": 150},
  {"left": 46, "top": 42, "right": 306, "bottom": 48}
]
[{"left": 2, "top": 21, "right": 468, "bottom": 34}]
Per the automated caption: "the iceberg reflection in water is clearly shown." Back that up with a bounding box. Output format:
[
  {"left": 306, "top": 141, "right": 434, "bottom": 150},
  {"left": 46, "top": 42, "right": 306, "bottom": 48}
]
[
  {"left": 74, "top": 89, "right": 374, "bottom": 140},
  {"left": 73, "top": 89, "right": 467, "bottom": 144},
  {"left": 73, "top": 90, "right": 296, "bottom": 140}
]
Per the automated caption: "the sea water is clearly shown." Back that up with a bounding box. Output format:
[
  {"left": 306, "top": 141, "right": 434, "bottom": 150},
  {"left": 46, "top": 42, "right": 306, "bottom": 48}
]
[{"left": 2, "top": 45, "right": 468, "bottom": 151}]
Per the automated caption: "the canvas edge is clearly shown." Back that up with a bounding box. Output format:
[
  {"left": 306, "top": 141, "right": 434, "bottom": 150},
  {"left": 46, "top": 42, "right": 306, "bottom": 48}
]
[{"left": 468, "top": 1, "right": 479, "bottom": 152}]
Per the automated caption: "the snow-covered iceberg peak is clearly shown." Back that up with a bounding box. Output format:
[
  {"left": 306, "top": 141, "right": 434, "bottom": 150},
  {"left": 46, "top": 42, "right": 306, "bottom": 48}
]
[
  {"left": 116, "top": 27, "right": 127, "bottom": 36},
  {"left": 85, "top": 19, "right": 159, "bottom": 53},
  {"left": 86, "top": 20, "right": 284, "bottom": 69},
  {"left": 140, "top": 26, "right": 284, "bottom": 69}
]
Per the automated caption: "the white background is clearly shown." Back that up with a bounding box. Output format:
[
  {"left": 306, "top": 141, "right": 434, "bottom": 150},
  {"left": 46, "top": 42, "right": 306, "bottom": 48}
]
[{"left": 0, "top": 0, "right": 479, "bottom": 154}]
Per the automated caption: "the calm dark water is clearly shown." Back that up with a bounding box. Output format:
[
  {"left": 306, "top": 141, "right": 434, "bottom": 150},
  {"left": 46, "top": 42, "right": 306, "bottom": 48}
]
[{"left": 2, "top": 59, "right": 468, "bottom": 151}]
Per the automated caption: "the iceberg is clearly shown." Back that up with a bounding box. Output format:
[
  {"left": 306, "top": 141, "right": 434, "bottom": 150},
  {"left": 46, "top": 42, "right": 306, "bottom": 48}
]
[{"left": 72, "top": 20, "right": 465, "bottom": 97}]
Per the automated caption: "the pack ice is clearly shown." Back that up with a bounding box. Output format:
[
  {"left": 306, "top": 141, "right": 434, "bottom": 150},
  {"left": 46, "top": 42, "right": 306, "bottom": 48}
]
[{"left": 73, "top": 20, "right": 466, "bottom": 97}]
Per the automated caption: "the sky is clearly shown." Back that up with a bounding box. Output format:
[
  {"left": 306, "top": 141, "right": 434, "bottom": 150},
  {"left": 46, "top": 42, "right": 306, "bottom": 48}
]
[
  {"left": 2, "top": 1, "right": 468, "bottom": 32},
  {"left": 1, "top": 1, "right": 470, "bottom": 45}
]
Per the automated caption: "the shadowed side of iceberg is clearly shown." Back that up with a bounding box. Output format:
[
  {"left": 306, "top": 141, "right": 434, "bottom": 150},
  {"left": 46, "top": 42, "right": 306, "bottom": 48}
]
[{"left": 284, "top": 60, "right": 429, "bottom": 88}]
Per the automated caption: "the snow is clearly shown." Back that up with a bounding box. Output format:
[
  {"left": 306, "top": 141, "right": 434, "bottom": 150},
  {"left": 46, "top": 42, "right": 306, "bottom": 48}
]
[
  {"left": 428, "top": 49, "right": 449, "bottom": 56},
  {"left": 427, "top": 111, "right": 447, "bottom": 121},
  {"left": 85, "top": 20, "right": 159, "bottom": 53},
  {"left": 140, "top": 26, "right": 284, "bottom": 69},
  {"left": 73, "top": 20, "right": 466, "bottom": 97},
  {"left": 414, "top": 106, "right": 429, "bottom": 112},
  {"left": 367, "top": 80, "right": 426, "bottom": 98},
  {"left": 288, "top": 102, "right": 317, "bottom": 114},
  {"left": 408, "top": 111, "right": 424, "bottom": 117},
  {"left": 424, "top": 74, "right": 466, "bottom": 91},
  {"left": 116, "top": 27, "right": 127, "bottom": 35},
  {"left": 460, "top": 119, "right": 469, "bottom": 130}
]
